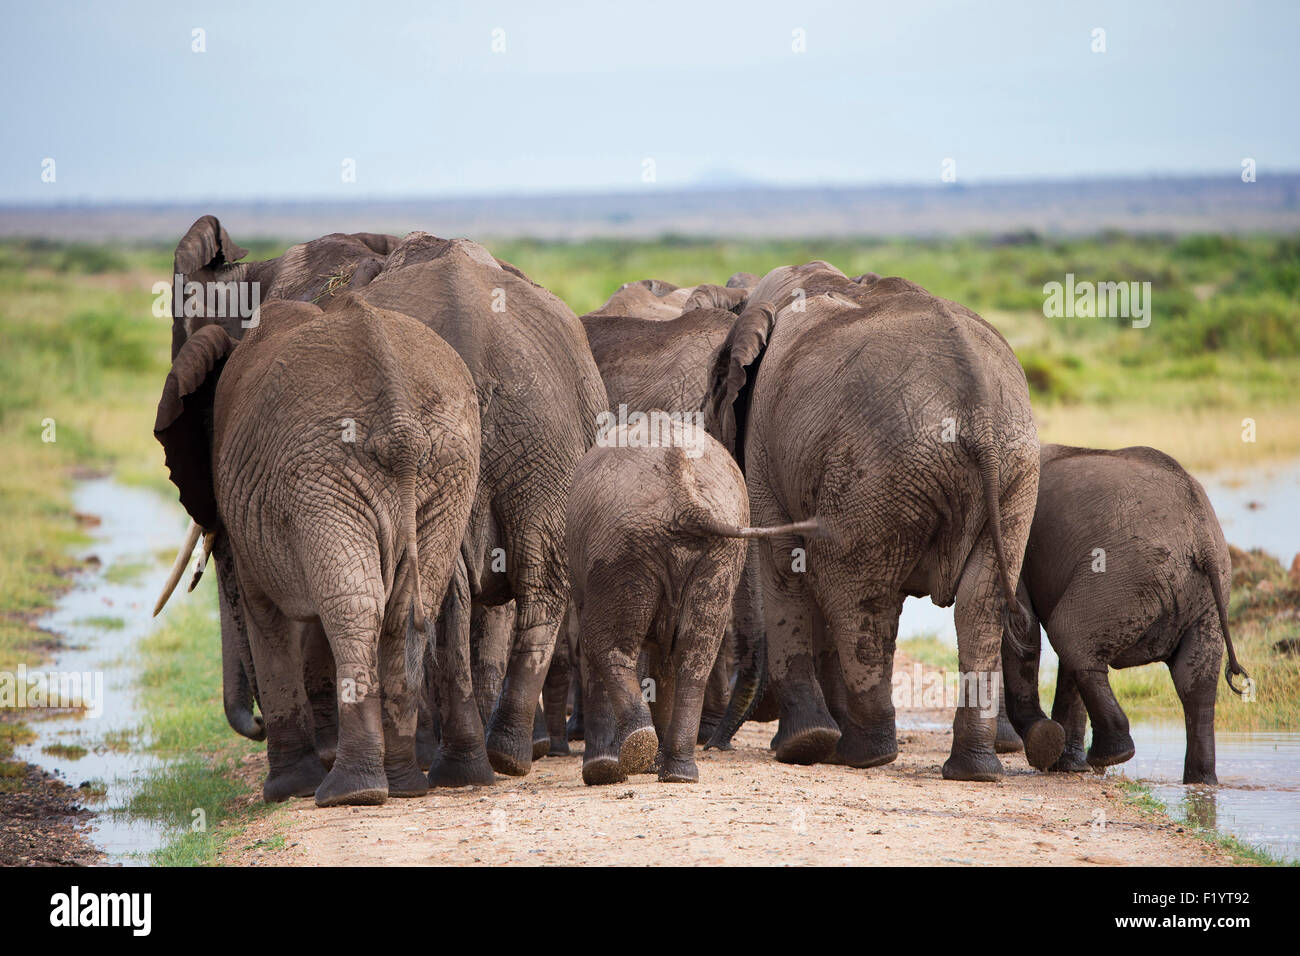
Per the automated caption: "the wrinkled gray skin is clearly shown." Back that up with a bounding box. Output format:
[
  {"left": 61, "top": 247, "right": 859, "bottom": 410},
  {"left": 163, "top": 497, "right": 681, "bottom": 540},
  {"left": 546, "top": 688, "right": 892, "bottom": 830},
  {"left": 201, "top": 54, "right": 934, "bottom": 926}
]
[
  {"left": 1001, "top": 444, "right": 1250, "bottom": 784},
  {"left": 170, "top": 217, "right": 406, "bottom": 747},
  {"left": 155, "top": 297, "right": 479, "bottom": 806},
  {"left": 706, "top": 261, "right": 1040, "bottom": 780},
  {"left": 169, "top": 217, "right": 607, "bottom": 785},
  {"left": 566, "top": 421, "right": 813, "bottom": 785},
  {"left": 346, "top": 232, "right": 607, "bottom": 782},
  {"left": 576, "top": 289, "right": 747, "bottom": 744}
]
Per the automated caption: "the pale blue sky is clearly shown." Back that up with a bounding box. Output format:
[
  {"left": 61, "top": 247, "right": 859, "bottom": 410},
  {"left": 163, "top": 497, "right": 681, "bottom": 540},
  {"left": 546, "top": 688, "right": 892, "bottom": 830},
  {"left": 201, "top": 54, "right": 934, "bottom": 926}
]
[{"left": 1, "top": 0, "right": 1296, "bottom": 202}]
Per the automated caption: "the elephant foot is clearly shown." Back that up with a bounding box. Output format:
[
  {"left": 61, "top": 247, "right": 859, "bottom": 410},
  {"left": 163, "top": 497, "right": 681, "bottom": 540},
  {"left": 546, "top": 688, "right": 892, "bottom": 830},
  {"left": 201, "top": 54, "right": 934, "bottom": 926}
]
[
  {"left": 941, "top": 749, "right": 1004, "bottom": 782},
  {"left": 657, "top": 752, "right": 699, "bottom": 783},
  {"left": 566, "top": 714, "right": 585, "bottom": 742},
  {"left": 486, "top": 723, "right": 535, "bottom": 777},
  {"left": 582, "top": 755, "right": 626, "bottom": 786},
  {"left": 315, "top": 764, "right": 388, "bottom": 807},
  {"left": 1050, "top": 747, "right": 1091, "bottom": 773},
  {"left": 316, "top": 742, "right": 337, "bottom": 772},
  {"left": 620, "top": 726, "right": 658, "bottom": 776},
  {"left": 696, "top": 717, "right": 721, "bottom": 746},
  {"left": 995, "top": 715, "right": 1024, "bottom": 754},
  {"left": 1022, "top": 719, "right": 1066, "bottom": 771},
  {"left": 547, "top": 735, "right": 570, "bottom": 757},
  {"left": 415, "top": 731, "right": 438, "bottom": 772},
  {"left": 386, "top": 763, "right": 430, "bottom": 799},
  {"left": 428, "top": 749, "right": 496, "bottom": 788},
  {"left": 775, "top": 727, "right": 841, "bottom": 765},
  {"left": 1182, "top": 768, "right": 1217, "bottom": 785},
  {"left": 1087, "top": 732, "right": 1136, "bottom": 769},
  {"left": 827, "top": 722, "right": 897, "bottom": 769},
  {"left": 703, "top": 736, "right": 735, "bottom": 752},
  {"left": 262, "top": 754, "right": 327, "bottom": 803}
]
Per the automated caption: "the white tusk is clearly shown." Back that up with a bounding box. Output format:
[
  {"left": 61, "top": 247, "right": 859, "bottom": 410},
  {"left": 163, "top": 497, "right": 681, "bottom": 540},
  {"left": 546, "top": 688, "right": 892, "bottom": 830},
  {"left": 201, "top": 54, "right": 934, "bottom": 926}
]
[
  {"left": 153, "top": 520, "right": 202, "bottom": 617},
  {"left": 187, "top": 531, "right": 216, "bottom": 592}
]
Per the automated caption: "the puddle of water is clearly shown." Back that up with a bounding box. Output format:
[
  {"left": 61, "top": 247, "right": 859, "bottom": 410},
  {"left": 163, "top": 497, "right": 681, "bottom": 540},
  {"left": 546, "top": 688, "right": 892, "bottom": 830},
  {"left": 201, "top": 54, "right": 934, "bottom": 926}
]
[
  {"left": 13, "top": 478, "right": 183, "bottom": 865},
  {"left": 1110, "top": 722, "right": 1300, "bottom": 863}
]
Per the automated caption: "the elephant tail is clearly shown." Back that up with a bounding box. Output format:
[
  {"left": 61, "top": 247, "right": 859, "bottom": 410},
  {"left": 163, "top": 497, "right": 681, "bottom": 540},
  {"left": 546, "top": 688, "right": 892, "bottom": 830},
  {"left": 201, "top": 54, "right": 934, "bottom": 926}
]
[
  {"left": 395, "top": 464, "right": 427, "bottom": 637},
  {"left": 974, "top": 431, "right": 1032, "bottom": 655},
  {"left": 677, "top": 512, "right": 818, "bottom": 540},
  {"left": 1204, "top": 553, "right": 1250, "bottom": 696}
]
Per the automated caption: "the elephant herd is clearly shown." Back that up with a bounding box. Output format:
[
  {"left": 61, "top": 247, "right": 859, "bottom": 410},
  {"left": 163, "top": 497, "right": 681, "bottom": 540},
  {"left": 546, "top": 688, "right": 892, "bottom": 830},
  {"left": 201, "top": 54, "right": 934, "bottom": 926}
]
[{"left": 152, "top": 216, "right": 1250, "bottom": 807}]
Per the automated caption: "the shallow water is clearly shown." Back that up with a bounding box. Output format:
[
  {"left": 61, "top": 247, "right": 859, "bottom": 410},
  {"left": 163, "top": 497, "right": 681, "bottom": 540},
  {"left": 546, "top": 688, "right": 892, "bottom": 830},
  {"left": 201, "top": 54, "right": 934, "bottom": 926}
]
[
  {"left": 13, "top": 478, "right": 181, "bottom": 865},
  {"left": 1114, "top": 723, "right": 1300, "bottom": 863}
]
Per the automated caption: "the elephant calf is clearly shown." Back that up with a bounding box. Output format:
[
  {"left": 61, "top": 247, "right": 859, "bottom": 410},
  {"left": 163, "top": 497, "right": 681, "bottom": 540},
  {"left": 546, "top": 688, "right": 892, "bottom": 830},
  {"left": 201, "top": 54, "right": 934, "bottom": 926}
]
[
  {"left": 565, "top": 416, "right": 813, "bottom": 785},
  {"left": 1001, "top": 444, "right": 1250, "bottom": 784},
  {"left": 155, "top": 295, "right": 480, "bottom": 806}
]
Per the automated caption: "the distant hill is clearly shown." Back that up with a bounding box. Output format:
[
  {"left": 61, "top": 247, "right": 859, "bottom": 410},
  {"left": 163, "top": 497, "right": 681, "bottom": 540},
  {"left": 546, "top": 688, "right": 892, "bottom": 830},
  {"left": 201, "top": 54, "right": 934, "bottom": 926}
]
[{"left": 2, "top": 174, "right": 1298, "bottom": 242}]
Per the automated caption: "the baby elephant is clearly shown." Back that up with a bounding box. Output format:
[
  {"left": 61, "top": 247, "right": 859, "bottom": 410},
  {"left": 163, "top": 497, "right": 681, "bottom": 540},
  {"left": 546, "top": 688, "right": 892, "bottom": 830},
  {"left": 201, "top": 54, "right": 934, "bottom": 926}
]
[
  {"left": 566, "top": 416, "right": 814, "bottom": 785},
  {"left": 1001, "top": 444, "right": 1250, "bottom": 784}
]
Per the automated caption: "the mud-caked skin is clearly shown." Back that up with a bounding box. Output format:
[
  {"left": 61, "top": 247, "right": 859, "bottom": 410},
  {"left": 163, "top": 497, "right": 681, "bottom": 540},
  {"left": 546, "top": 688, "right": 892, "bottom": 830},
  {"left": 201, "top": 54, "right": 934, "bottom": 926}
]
[
  {"left": 154, "top": 297, "right": 480, "bottom": 806},
  {"left": 704, "top": 262, "right": 1041, "bottom": 781},
  {"left": 566, "top": 419, "right": 814, "bottom": 785},
  {"left": 168, "top": 217, "right": 608, "bottom": 787},
  {"left": 575, "top": 291, "right": 750, "bottom": 749},
  {"left": 1000, "top": 444, "right": 1251, "bottom": 785}
]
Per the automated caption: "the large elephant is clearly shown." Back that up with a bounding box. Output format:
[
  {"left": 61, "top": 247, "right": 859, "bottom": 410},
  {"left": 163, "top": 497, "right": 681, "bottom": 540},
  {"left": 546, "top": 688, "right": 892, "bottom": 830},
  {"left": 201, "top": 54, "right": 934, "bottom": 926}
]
[
  {"left": 704, "top": 261, "right": 1040, "bottom": 781},
  {"left": 343, "top": 232, "right": 607, "bottom": 781},
  {"left": 165, "top": 217, "right": 406, "bottom": 746},
  {"left": 566, "top": 416, "right": 814, "bottom": 785},
  {"left": 154, "top": 296, "right": 480, "bottom": 806},
  {"left": 1000, "top": 444, "right": 1251, "bottom": 784}
]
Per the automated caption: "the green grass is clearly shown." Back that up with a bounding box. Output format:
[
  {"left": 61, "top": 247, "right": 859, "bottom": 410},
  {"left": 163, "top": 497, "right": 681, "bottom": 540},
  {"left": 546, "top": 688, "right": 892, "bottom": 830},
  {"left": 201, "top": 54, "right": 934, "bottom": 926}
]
[
  {"left": 126, "top": 580, "right": 267, "bottom": 865},
  {"left": 897, "top": 634, "right": 959, "bottom": 671}
]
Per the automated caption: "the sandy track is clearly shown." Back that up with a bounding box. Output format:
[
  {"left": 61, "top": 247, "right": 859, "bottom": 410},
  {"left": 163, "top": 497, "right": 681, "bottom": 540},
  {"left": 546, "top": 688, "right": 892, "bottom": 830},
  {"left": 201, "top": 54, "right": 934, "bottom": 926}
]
[{"left": 220, "top": 710, "right": 1236, "bottom": 867}]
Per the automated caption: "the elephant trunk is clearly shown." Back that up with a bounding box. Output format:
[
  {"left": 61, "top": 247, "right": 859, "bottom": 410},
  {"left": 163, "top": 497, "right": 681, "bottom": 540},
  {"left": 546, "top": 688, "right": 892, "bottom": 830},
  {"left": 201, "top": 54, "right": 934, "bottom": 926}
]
[
  {"left": 704, "top": 630, "right": 767, "bottom": 751},
  {"left": 214, "top": 534, "right": 265, "bottom": 741}
]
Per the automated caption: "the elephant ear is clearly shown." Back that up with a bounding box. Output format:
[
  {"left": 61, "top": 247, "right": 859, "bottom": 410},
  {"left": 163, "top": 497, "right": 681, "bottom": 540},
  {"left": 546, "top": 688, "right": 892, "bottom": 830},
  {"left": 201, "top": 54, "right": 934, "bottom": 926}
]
[
  {"left": 683, "top": 283, "right": 749, "bottom": 314},
  {"left": 154, "top": 324, "right": 237, "bottom": 529},
  {"left": 706, "top": 301, "right": 775, "bottom": 466},
  {"left": 174, "top": 215, "right": 249, "bottom": 276}
]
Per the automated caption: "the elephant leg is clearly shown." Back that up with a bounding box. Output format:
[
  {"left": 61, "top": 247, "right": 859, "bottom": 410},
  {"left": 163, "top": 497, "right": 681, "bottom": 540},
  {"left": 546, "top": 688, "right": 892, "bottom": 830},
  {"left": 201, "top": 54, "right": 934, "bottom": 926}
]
[
  {"left": 697, "top": 626, "right": 732, "bottom": 745},
  {"left": 415, "top": 641, "right": 440, "bottom": 770},
  {"left": 1169, "top": 616, "right": 1221, "bottom": 784},
  {"left": 645, "top": 642, "right": 675, "bottom": 745},
  {"left": 470, "top": 601, "right": 512, "bottom": 726},
  {"left": 999, "top": 590, "right": 1064, "bottom": 769},
  {"left": 300, "top": 619, "right": 337, "bottom": 770},
  {"left": 578, "top": 588, "right": 658, "bottom": 786},
  {"left": 660, "top": 560, "right": 736, "bottom": 783},
  {"left": 578, "top": 638, "right": 622, "bottom": 785},
  {"left": 314, "top": 585, "right": 388, "bottom": 808},
  {"left": 243, "top": 595, "right": 324, "bottom": 803},
  {"left": 1073, "top": 662, "right": 1136, "bottom": 769},
  {"left": 376, "top": 614, "right": 427, "bottom": 799},
  {"left": 761, "top": 533, "right": 840, "bottom": 765},
  {"left": 531, "top": 702, "right": 551, "bottom": 761},
  {"left": 1049, "top": 666, "right": 1090, "bottom": 772},
  {"left": 429, "top": 557, "right": 495, "bottom": 788},
  {"left": 564, "top": 603, "right": 585, "bottom": 741},
  {"left": 486, "top": 598, "right": 565, "bottom": 777},
  {"left": 541, "top": 624, "right": 571, "bottom": 755},
  {"left": 706, "top": 541, "right": 767, "bottom": 750},
  {"left": 823, "top": 596, "right": 901, "bottom": 769},
  {"left": 944, "top": 537, "right": 1011, "bottom": 782}
]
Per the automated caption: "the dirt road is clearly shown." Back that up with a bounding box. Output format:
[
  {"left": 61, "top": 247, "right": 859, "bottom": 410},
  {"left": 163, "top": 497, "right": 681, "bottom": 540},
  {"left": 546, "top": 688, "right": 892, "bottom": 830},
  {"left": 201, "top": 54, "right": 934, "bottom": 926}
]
[{"left": 220, "top": 707, "right": 1237, "bottom": 867}]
